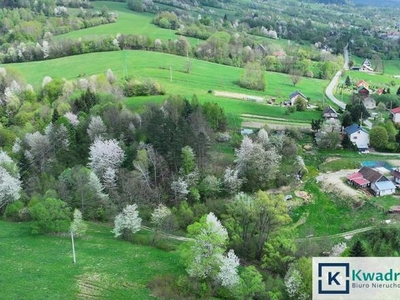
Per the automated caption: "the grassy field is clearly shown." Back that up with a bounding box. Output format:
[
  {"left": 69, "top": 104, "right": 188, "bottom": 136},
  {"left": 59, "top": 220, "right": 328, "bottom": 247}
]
[
  {"left": 2, "top": 50, "right": 325, "bottom": 124},
  {"left": 292, "top": 180, "right": 386, "bottom": 237},
  {"left": 55, "top": 1, "right": 195, "bottom": 43},
  {"left": 0, "top": 220, "right": 183, "bottom": 299}
]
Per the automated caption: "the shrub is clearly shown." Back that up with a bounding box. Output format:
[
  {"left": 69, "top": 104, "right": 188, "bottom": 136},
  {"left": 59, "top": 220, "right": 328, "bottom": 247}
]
[
  {"left": 3, "top": 200, "right": 24, "bottom": 221},
  {"left": 29, "top": 198, "right": 71, "bottom": 234}
]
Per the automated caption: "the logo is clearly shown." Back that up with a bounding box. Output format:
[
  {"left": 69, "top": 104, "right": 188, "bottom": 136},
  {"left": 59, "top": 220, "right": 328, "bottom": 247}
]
[{"left": 318, "top": 263, "right": 350, "bottom": 294}]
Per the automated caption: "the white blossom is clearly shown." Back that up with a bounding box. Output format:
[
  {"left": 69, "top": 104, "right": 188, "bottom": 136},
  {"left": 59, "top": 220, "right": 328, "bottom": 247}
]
[
  {"left": 206, "top": 212, "right": 228, "bottom": 241},
  {"left": 112, "top": 204, "right": 142, "bottom": 238},
  {"left": 112, "top": 38, "right": 119, "bottom": 48},
  {"left": 70, "top": 209, "right": 87, "bottom": 236},
  {"left": 12, "top": 137, "right": 22, "bottom": 154},
  {"left": 223, "top": 167, "right": 242, "bottom": 194},
  {"left": 42, "top": 76, "right": 52, "bottom": 88},
  {"left": 0, "top": 166, "right": 21, "bottom": 208},
  {"left": 216, "top": 249, "right": 240, "bottom": 288},
  {"left": 103, "top": 167, "right": 117, "bottom": 190},
  {"left": 285, "top": 269, "right": 302, "bottom": 299},
  {"left": 88, "top": 171, "right": 108, "bottom": 200},
  {"left": 151, "top": 204, "right": 172, "bottom": 227},
  {"left": 0, "top": 67, "right": 6, "bottom": 77},
  {"left": 87, "top": 116, "right": 107, "bottom": 141},
  {"left": 88, "top": 139, "right": 124, "bottom": 179},
  {"left": 64, "top": 112, "right": 79, "bottom": 127},
  {"left": 78, "top": 78, "right": 89, "bottom": 90},
  {"left": 106, "top": 69, "right": 116, "bottom": 84},
  {"left": 257, "top": 128, "right": 269, "bottom": 147},
  {"left": 171, "top": 177, "right": 189, "bottom": 200}
]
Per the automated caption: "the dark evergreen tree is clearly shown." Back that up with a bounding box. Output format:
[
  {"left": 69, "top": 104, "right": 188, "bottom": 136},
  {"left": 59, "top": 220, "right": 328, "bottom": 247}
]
[
  {"left": 396, "top": 86, "right": 400, "bottom": 96},
  {"left": 349, "top": 240, "right": 367, "bottom": 257},
  {"left": 52, "top": 108, "right": 60, "bottom": 123},
  {"left": 345, "top": 76, "right": 351, "bottom": 87},
  {"left": 311, "top": 119, "right": 322, "bottom": 131},
  {"left": 341, "top": 112, "right": 353, "bottom": 128}
]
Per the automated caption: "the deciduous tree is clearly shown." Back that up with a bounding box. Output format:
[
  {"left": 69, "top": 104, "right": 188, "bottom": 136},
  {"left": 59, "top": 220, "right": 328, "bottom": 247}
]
[{"left": 112, "top": 204, "right": 142, "bottom": 239}]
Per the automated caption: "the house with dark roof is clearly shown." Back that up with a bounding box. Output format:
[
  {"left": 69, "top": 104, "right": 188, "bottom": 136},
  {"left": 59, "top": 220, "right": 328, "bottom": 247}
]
[
  {"left": 347, "top": 166, "right": 396, "bottom": 196},
  {"left": 361, "top": 59, "right": 374, "bottom": 72},
  {"left": 391, "top": 167, "right": 400, "bottom": 185},
  {"left": 390, "top": 107, "right": 400, "bottom": 123},
  {"left": 322, "top": 106, "right": 338, "bottom": 119},
  {"left": 344, "top": 124, "right": 369, "bottom": 150},
  {"left": 288, "top": 91, "right": 308, "bottom": 106}
]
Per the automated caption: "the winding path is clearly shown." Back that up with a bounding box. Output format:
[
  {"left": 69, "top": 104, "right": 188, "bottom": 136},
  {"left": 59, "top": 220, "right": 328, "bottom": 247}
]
[{"left": 324, "top": 45, "right": 372, "bottom": 128}]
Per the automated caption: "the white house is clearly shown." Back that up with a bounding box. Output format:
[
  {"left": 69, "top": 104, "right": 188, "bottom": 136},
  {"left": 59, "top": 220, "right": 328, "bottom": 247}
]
[
  {"left": 344, "top": 124, "right": 369, "bottom": 150},
  {"left": 390, "top": 107, "right": 400, "bottom": 123},
  {"left": 348, "top": 166, "right": 396, "bottom": 196}
]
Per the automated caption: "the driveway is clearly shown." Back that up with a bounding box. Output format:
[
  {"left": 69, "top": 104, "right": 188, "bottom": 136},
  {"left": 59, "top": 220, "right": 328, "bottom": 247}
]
[{"left": 324, "top": 45, "right": 372, "bottom": 129}]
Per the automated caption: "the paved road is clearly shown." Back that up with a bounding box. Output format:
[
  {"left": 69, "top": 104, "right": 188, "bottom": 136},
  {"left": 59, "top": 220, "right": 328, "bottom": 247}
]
[{"left": 324, "top": 45, "right": 372, "bottom": 128}]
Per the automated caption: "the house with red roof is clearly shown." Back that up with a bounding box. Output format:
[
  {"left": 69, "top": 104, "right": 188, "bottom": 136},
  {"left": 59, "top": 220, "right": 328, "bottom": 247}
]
[
  {"left": 390, "top": 107, "right": 400, "bottom": 123},
  {"left": 356, "top": 80, "right": 369, "bottom": 89},
  {"left": 347, "top": 166, "right": 396, "bottom": 196}
]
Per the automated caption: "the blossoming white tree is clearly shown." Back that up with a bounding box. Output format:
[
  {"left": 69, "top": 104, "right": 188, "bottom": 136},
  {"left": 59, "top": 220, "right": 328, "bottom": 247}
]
[
  {"left": 151, "top": 204, "right": 172, "bottom": 243},
  {"left": 0, "top": 151, "right": 21, "bottom": 209},
  {"left": 88, "top": 138, "right": 124, "bottom": 181},
  {"left": 70, "top": 209, "right": 87, "bottom": 237},
  {"left": 87, "top": 116, "right": 107, "bottom": 141},
  {"left": 112, "top": 204, "right": 142, "bottom": 239},
  {"left": 216, "top": 249, "right": 240, "bottom": 288},
  {"left": 182, "top": 212, "right": 240, "bottom": 290}
]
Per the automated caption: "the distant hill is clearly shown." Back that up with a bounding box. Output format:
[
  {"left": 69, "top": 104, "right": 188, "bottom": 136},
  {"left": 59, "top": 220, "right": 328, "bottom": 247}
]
[{"left": 351, "top": 0, "right": 400, "bottom": 6}]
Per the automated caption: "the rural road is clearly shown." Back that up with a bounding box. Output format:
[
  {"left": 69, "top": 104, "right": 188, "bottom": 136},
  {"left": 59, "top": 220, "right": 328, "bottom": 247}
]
[{"left": 324, "top": 45, "right": 372, "bottom": 128}]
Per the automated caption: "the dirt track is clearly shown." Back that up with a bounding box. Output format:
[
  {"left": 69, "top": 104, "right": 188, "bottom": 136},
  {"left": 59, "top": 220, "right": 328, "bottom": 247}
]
[{"left": 316, "top": 169, "right": 363, "bottom": 199}]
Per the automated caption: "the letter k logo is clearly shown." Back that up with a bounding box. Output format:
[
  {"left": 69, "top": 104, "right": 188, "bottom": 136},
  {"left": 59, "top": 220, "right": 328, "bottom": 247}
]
[{"left": 328, "top": 272, "right": 341, "bottom": 285}]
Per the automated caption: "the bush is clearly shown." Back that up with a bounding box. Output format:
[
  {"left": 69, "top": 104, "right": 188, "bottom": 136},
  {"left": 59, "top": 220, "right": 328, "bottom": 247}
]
[
  {"left": 3, "top": 200, "right": 24, "bottom": 221},
  {"left": 29, "top": 198, "right": 71, "bottom": 234}
]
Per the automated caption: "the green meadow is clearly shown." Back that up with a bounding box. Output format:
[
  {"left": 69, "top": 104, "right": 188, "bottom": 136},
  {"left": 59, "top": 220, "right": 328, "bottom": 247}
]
[
  {"left": 56, "top": 1, "right": 196, "bottom": 44},
  {"left": 2, "top": 50, "right": 325, "bottom": 123},
  {"left": 0, "top": 221, "right": 183, "bottom": 299}
]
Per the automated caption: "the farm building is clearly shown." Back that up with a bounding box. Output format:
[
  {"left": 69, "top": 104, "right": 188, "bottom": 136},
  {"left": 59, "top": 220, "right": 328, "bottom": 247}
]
[
  {"left": 347, "top": 166, "right": 396, "bottom": 196},
  {"left": 391, "top": 167, "right": 400, "bottom": 184},
  {"left": 288, "top": 91, "right": 308, "bottom": 106},
  {"left": 390, "top": 107, "right": 400, "bottom": 123},
  {"left": 356, "top": 80, "right": 369, "bottom": 89},
  {"left": 357, "top": 86, "right": 370, "bottom": 98},
  {"left": 343, "top": 124, "right": 369, "bottom": 150},
  {"left": 322, "top": 106, "right": 338, "bottom": 119}
]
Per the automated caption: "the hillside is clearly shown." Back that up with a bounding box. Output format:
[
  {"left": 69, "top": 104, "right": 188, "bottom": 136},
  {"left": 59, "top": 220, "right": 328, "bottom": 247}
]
[{"left": 1, "top": 221, "right": 183, "bottom": 299}]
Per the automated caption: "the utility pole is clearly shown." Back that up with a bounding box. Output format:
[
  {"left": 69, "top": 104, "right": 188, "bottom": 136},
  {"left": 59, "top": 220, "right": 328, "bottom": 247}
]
[{"left": 71, "top": 230, "right": 76, "bottom": 264}]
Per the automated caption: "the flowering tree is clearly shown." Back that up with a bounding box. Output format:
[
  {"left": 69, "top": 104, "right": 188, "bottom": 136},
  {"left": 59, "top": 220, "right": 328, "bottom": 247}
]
[
  {"left": 151, "top": 204, "right": 172, "bottom": 243},
  {"left": 70, "top": 209, "right": 87, "bottom": 237},
  {"left": 216, "top": 249, "right": 240, "bottom": 288},
  {"left": 87, "top": 116, "right": 107, "bottom": 141},
  {"left": 223, "top": 167, "right": 242, "bottom": 194},
  {"left": 112, "top": 204, "right": 142, "bottom": 239},
  {"left": 64, "top": 112, "right": 79, "bottom": 127},
  {"left": 0, "top": 150, "right": 21, "bottom": 210},
  {"left": 171, "top": 177, "right": 189, "bottom": 201},
  {"left": 182, "top": 212, "right": 240, "bottom": 290},
  {"left": 88, "top": 139, "right": 124, "bottom": 180}
]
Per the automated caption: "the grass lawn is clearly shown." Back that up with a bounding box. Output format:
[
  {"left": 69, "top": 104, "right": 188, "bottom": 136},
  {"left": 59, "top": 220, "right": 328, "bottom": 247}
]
[
  {"left": 292, "top": 180, "right": 386, "bottom": 237},
  {"left": 2, "top": 50, "right": 326, "bottom": 124},
  {"left": 0, "top": 220, "right": 183, "bottom": 299},
  {"left": 55, "top": 1, "right": 197, "bottom": 44},
  {"left": 370, "top": 195, "right": 400, "bottom": 211}
]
